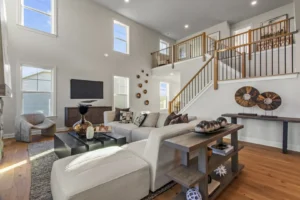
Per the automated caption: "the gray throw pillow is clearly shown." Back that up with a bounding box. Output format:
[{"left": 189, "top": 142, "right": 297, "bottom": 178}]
[
  {"left": 133, "top": 114, "right": 147, "bottom": 127},
  {"left": 164, "top": 112, "right": 182, "bottom": 126},
  {"left": 142, "top": 112, "right": 160, "bottom": 127}
]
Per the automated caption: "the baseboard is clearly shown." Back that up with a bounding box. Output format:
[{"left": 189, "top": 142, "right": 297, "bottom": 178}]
[
  {"left": 238, "top": 136, "right": 300, "bottom": 152},
  {"left": 3, "top": 127, "right": 69, "bottom": 139}
]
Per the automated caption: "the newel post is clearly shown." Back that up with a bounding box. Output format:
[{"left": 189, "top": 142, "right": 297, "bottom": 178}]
[
  {"left": 202, "top": 32, "right": 206, "bottom": 62},
  {"left": 168, "top": 101, "right": 172, "bottom": 114},
  {"left": 214, "top": 51, "right": 219, "bottom": 90},
  {"left": 248, "top": 30, "right": 252, "bottom": 60}
]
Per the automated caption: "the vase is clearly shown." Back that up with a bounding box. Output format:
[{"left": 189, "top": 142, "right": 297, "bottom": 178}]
[{"left": 73, "top": 115, "right": 93, "bottom": 137}]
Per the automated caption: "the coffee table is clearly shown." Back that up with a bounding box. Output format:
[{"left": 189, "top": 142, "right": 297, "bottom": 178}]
[{"left": 54, "top": 132, "right": 126, "bottom": 158}]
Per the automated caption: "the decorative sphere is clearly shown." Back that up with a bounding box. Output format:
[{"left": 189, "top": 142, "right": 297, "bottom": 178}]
[
  {"left": 217, "top": 117, "right": 228, "bottom": 127},
  {"left": 186, "top": 188, "right": 202, "bottom": 200}
]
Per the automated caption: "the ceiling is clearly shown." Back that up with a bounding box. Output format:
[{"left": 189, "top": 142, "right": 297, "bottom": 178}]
[{"left": 93, "top": 0, "right": 293, "bottom": 40}]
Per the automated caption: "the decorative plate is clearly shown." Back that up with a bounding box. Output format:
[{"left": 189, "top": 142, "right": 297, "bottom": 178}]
[
  {"left": 137, "top": 75, "right": 140, "bottom": 79},
  {"left": 141, "top": 70, "right": 144, "bottom": 73},
  {"left": 143, "top": 90, "right": 147, "bottom": 94},
  {"left": 144, "top": 100, "right": 149, "bottom": 105},
  {"left": 235, "top": 86, "right": 260, "bottom": 107},
  {"left": 256, "top": 92, "right": 282, "bottom": 111},
  {"left": 138, "top": 83, "right": 143, "bottom": 88},
  {"left": 145, "top": 80, "right": 148, "bottom": 84},
  {"left": 146, "top": 73, "right": 149, "bottom": 77},
  {"left": 136, "top": 93, "right": 141, "bottom": 99}
]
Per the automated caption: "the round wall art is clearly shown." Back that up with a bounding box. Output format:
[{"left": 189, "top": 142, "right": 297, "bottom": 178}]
[
  {"left": 256, "top": 92, "right": 282, "bottom": 111},
  {"left": 145, "top": 80, "right": 148, "bottom": 84},
  {"left": 136, "top": 93, "right": 141, "bottom": 99},
  {"left": 138, "top": 83, "right": 143, "bottom": 88},
  {"left": 146, "top": 73, "right": 149, "bottom": 77},
  {"left": 144, "top": 100, "right": 149, "bottom": 105},
  {"left": 235, "top": 86, "right": 260, "bottom": 107},
  {"left": 143, "top": 90, "right": 147, "bottom": 94},
  {"left": 137, "top": 75, "right": 140, "bottom": 79},
  {"left": 141, "top": 70, "right": 144, "bottom": 73}
]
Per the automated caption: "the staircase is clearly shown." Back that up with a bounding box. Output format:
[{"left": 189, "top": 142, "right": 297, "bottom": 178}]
[{"left": 151, "top": 18, "right": 297, "bottom": 114}]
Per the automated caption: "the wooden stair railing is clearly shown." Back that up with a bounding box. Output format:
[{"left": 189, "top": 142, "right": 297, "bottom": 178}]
[
  {"left": 168, "top": 56, "right": 214, "bottom": 114},
  {"left": 214, "top": 32, "right": 296, "bottom": 90}
]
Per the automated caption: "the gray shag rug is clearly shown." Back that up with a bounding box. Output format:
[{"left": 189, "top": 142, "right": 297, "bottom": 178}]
[{"left": 28, "top": 141, "right": 176, "bottom": 200}]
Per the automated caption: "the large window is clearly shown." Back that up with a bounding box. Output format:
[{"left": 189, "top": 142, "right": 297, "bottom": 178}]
[
  {"left": 160, "top": 82, "right": 169, "bottom": 110},
  {"left": 21, "top": 65, "right": 56, "bottom": 117},
  {"left": 113, "top": 20, "right": 129, "bottom": 54},
  {"left": 160, "top": 40, "right": 169, "bottom": 55},
  {"left": 114, "top": 76, "right": 129, "bottom": 108},
  {"left": 19, "top": 0, "right": 57, "bottom": 34}
]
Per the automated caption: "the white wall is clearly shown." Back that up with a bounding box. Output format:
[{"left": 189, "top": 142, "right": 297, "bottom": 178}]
[
  {"left": 184, "top": 75, "right": 300, "bottom": 152},
  {"left": 3, "top": 0, "right": 175, "bottom": 135},
  {"left": 177, "top": 21, "right": 231, "bottom": 43},
  {"left": 231, "top": 3, "right": 295, "bottom": 34}
]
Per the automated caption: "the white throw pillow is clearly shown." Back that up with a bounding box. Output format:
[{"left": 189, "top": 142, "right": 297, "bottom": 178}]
[
  {"left": 120, "top": 111, "right": 133, "bottom": 124},
  {"left": 142, "top": 112, "right": 160, "bottom": 127}
]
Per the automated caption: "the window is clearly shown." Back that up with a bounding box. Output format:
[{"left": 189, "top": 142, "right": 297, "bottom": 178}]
[
  {"left": 21, "top": 65, "right": 56, "bottom": 117},
  {"left": 114, "top": 76, "right": 129, "bottom": 108},
  {"left": 113, "top": 20, "right": 129, "bottom": 54},
  {"left": 19, "top": 0, "right": 57, "bottom": 34},
  {"left": 160, "top": 40, "right": 169, "bottom": 55},
  {"left": 160, "top": 82, "right": 169, "bottom": 110}
]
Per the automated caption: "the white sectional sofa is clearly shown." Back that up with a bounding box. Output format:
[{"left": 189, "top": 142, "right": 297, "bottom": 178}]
[
  {"left": 104, "top": 111, "right": 198, "bottom": 143},
  {"left": 51, "top": 121, "right": 202, "bottom": 200}
]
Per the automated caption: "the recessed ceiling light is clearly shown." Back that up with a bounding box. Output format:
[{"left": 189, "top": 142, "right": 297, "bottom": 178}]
[
  {"left": 184, "top": 24, "right": 189, "bottom": 29},
  {"left": 251, "top": 1, "right": 257, "bottom": 6},
  {"left": 104, "top": 53, "right": 109, "bottom": 57},
  {"left": 124, "top": 0, "right": 130, "bottom": 3}
]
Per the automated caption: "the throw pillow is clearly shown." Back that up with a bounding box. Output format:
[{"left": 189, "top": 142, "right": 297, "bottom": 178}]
[
  {"left": 133, "top": 114, "right": 147, "bottom": 127},
  {"left": 114, "top": 108, "right": 130, "bottom": 121},
  {"left": 164, "top": 112, "right": 182, "bottom": 126},
  {"left": 119, "top": 111, "right": 133, "bottom": 124},
  {"left": 169, "top": 114, "right": 189, "bottom": 125},
  {"left": 142, "top": 112, "right": 160, "bottom": 127}
]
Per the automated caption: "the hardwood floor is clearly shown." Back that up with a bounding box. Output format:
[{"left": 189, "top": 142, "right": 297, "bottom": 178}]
[{"left": 1, "top": 135, "right": 300, "bottom": 200}]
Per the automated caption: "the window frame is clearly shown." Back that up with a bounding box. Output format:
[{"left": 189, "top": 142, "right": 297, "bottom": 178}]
[
  {"left": 160, "top": 40, "right": 169, "bottom": 55},
  {"left": 159, "top": 82, "right": 170, "bottom": 110},
  {"left": 113, "top": 20, "right": 130, "bottom": 55},
  {"left": 17, "top": 0, "right": 58, "bottom": 36},
  {"left": 113, "top": 76, "right": 130, "bottom": 109},
  {"left": 20, "top": 64, "right": 57, "bottom": 117}
]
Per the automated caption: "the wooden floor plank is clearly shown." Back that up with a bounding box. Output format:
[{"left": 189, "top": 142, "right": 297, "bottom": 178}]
[{"left": 1, "top": 136, "right": 300, "bottom": 200}]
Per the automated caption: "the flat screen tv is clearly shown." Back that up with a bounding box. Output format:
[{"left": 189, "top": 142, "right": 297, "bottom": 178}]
[{"left": 70, "top": 79, "right": 103, "bottom": 99}]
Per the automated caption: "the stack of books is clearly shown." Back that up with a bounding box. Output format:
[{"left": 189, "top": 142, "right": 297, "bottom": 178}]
[{"left": 210, "top": 143, "right": 234, "bottom": 156}]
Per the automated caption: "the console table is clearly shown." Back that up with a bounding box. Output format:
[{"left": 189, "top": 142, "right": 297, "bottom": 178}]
[
  {"left": 164, "top": 124, "right": 244, "bottom": 200},
  {"left": 222, "top": 114, "right": 300, "bottom": 154}
]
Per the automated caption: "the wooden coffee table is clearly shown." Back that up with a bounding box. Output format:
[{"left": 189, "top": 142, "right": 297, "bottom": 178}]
[{"left": 54, "top": 132, "right": 126, "bottom": 158}]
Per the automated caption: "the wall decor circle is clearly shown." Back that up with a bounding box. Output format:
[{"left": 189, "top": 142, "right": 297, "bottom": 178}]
[
  {"left": 136, "top": 93, "right": 141, "bottom": 99},
  {"left": 141, "top": 70, "right": 144, "bottom": 73},
  {"left": 256, "top": 92, "right": 282, "bottom": 111},
  {"left": 146, "top": 73, "right": 149, "bottom": 77},
  {"left": 143, "top": 90, "right": 147, "bottom": 94},
  {"left": 145, "top": 80, "right": 148, "bottom": 84},
  {"left": 138, "top": 83, "right": 143, "bottom": 88},
  {"left": 235, "top": 86, "right": 260, "bottom": 107},
  {"left": 144, "top": 100, "right": 149, "bottom": 105},
  {"left": 137, "top": 75, "right": 140, "bottom": 79}
]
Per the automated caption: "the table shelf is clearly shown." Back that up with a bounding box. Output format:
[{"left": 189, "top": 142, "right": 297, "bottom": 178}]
[{"left": 166, "top": 144, "right": 244, "bottom": 188}]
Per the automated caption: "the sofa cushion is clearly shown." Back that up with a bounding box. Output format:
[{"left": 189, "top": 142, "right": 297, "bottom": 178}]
[
  {"left": 164, "top": 112, "right": 182, "bottom": 126},
  {"left": 107, "top": 122, "right": 138, "bottom": 142},
  {"left": 131, "top": 127, "right": 155, "bottom": 142},
  {"left": 114, "top": 108, "right": 130, "bottom": 121},
  {"left": 156, "top": 113, "right": 168, "bottom": 128},
  {"left": 142, "top": 112, "right": 160, "bottom": 127},
  {"left": 170, "top": 114, "right": 189, "bottom": 125}
]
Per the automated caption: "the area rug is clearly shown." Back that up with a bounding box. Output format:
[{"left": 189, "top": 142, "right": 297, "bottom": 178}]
[{"left": 28, "top": 141, "right": 176, "bottom": 200}]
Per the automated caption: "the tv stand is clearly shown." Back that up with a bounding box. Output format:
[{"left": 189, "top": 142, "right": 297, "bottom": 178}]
[{"left": 65, "top": 106, "right": 112, "bottom": 127}]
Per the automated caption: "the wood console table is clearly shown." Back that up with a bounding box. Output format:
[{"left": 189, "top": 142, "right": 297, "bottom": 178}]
[
  {"left": 164, "top": 124, "right": 244, "bottom": 200},
  {"left": 222, "top": 114, "right": 300, "bottom": 154}
]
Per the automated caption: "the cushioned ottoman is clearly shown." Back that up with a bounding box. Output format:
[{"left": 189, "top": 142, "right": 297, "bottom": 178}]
[{"left": 51, "top": 147, "right": 150, "bottom": 200}]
